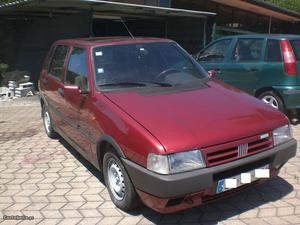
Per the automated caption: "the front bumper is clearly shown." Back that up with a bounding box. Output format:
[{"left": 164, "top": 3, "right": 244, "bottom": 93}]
[{"left": 122, "top": 139, "right": 297, "bottom": 212}]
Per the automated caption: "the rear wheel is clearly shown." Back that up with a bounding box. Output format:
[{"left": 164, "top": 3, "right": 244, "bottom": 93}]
[
  {"left": 103, "top": 150, "right": 140, "bottom": 211},
  {"left": 42, "top": 105, "right": 58, "bottom": 139},
  {"left": 258, "top": 91, "right": 284, "bottom": 112}
]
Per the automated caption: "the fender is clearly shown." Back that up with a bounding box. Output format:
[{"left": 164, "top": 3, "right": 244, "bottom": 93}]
[
  {"left": 96, "top": 135, "right": 126, "bottom": 169},
  {"left": 39, "top": 92, "right": 48, "bottom": 107},
  {"left": 39, "top": 93, "right": 48, "bottom": 117}
]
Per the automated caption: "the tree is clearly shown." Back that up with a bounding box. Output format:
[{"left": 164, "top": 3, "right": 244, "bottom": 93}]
[
  {"left": 0, "top": 0, "right": 15, "bottom": 4},
  {"left": 267, "top": 0, "right": 300, "bottom": 13}
]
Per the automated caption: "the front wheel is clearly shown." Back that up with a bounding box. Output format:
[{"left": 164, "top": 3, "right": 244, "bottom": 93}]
[
  {"left": 103, "top": 150, "right": 140, "bottom": 211},
  {"left": 258, "top": 91, "right": 284, "bottom": 112},
  {"left": 42, "top": 105, "right": 58, "bottom": 139}
]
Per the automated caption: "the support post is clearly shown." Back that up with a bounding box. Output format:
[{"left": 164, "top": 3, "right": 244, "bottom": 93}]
[
  {"left": 268, "top": 16, "right": 272, "bottom": 34},
  {"left": 203, "top": 18, "right": 207, "bottom": 48},
  {"left": 165, "top": 20, "right": 168, "bottom": 38},
  {"left": 89, "top": 8, "right": 94, "bottom": 37}
]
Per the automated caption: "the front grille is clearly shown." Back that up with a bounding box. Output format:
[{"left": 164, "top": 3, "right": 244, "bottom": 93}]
[{"left": 203, "top": 133, "right": 273, "bottom": 167}]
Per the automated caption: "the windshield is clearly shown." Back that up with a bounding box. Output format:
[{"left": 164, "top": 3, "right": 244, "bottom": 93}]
[{"left": 93, "top": 42, "right": 207, "bottom": 90}]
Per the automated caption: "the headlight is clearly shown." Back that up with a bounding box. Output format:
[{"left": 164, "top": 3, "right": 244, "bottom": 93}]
[
  {"left": 147, "top": 150, "right": 206, "bottom": 175},
  {"left": 273, "top": 124, "right": 293, "bottom": 146}
]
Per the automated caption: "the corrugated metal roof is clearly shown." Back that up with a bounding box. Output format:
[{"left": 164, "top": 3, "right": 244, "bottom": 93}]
[
  {"left": 212, "top": 0, "right": 300, "bottom": 22},
  {"left": 0, "top": 0, "right": 33, "bottom": 8},
  {"left": 0, "top": 0, "right": 215, "bottom": 18}
]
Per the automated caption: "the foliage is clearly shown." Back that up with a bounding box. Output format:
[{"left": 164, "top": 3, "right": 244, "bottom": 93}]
[
  {"left": 0, "top": 0, "right": 17, "bottom": 4},
  {"left": 0, "top": 63, "right": 9, "bottom": 86},
  {"left": 0, "top": 63, "right": 8, "bottom": 76},
  {"left": 0, "top": 0, "right": 14, "bottom": 4},
  {"left": 267, "top": 0, "right": 300, "bottom": 13}
]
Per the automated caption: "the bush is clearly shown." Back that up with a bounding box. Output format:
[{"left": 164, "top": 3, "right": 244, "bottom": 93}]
[
  {"left": 268, "top": 0, "right": 300, "bottom": 13},
  {"left": 0, "top": 63, "right": 9, "bottom": 85},
  {"left": 0, "top": 63, "right": 8, "bottom": 75}
]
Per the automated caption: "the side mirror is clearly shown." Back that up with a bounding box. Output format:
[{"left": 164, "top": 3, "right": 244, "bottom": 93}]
[
  {"left": 64, "top": 85, "right": 89, "bottom": 96},
  {"left": 64, "top": 85, "right": 80, "bottom": 94},
  {"left": 207, "top": 70, "right": 217, "bottom": 78}
]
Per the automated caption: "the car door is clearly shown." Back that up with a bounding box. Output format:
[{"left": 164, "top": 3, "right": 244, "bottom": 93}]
[
  {"left": 41, "top": 45, "right": 69, "bottom": 128},
  {"left": 196, "top": 38, "right": 233, "bottom": 77},
  {"left": 219, "top": 38, "right": 265, "bottom": 95},
  {"left": 260, "top": 39, "right": 285, "bottom": 87},
  {"left": 61, "top": 46, "right": 92, "bottom": 158}
]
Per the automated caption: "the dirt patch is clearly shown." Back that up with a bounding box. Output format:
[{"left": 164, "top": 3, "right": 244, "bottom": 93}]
[
  {"left": 0, "top": 128, "right": 38, "bottom": 141},
  {"left": 22, "top": 149, "right": 65, "bottom": 165}
]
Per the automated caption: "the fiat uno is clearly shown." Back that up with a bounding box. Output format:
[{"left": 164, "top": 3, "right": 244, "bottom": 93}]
[{"left": 39, "top": 37, "right": 297, "bottom": 213}]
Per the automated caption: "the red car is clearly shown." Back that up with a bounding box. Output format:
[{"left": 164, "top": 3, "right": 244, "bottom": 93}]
[{"left": 39, "top": 37, "right": 296, "bottom": 213}]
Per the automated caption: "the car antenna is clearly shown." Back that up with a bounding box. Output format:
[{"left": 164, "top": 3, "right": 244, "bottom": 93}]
[{"left": 120, "top": 19, "right": 134, "bottom": 39}]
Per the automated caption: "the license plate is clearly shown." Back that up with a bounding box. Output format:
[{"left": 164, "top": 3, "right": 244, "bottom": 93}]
[{"left": 216, "top": 165, "right": 269, "bottom": 194}]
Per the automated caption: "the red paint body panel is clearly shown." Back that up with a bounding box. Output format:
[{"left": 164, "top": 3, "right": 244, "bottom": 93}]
[{"left": 104, "top": 80, "right": 287, "bottom": 154}]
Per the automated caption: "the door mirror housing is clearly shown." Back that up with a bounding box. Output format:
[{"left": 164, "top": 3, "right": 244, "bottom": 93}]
[
  {"left": 207, "top": 70, "right": 217, "bottom": 78},
  {"left": 64, "top": 85, "right": 80, "bottom": 93},
  {"left": 64, "top": 85, "right": 89, "bottom": 96}
]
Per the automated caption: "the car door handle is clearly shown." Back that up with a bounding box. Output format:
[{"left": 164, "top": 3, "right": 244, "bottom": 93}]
[{"left": 57, "top": 88, "right": 64, "bottom": 97}]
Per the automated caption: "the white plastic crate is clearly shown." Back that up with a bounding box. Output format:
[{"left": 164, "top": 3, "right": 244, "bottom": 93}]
[
  {"left": 19, "top": 82, "right": 34, "bottom": 89},
  {"left": 15, "top": 87, "right": 33, "bottom": 98}
]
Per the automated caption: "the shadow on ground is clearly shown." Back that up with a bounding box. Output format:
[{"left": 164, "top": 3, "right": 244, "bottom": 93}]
[{"left": 58, "top": 137, "right": 293, "bottom": 225}]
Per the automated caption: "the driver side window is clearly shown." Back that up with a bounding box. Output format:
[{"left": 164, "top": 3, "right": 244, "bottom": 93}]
[
  {"left": 65, "top": 47, "right": 88, "bottom": 91},
  {"left": 197, "top": 39, "right": 231, "bottom": 63}
]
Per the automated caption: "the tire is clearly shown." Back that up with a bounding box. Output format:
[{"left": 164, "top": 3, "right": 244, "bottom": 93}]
[
  {"left": 103, "top": 150, "right": 140, "bottom": 211},
  {"left": 42, "top": 104, "right": 58, "bottom": 139},
  {"left": 258, "top": 91, "right": 285, "bottom": 112}
]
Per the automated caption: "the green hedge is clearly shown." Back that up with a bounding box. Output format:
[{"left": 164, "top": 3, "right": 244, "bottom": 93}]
[{"left": 267, "top": 0, "right": 300, "bottom": 13}]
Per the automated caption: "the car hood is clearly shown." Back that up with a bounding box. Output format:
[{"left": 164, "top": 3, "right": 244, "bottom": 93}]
[{"left": 103, "top": 81, "right": 287, "bottom": 153}]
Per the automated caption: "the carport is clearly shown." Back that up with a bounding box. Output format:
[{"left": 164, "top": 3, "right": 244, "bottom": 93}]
[{"left": 0, "top": 0, "right": 215, "bottom": 85}]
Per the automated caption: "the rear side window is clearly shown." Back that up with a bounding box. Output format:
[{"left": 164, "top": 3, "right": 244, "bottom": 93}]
[
  {"left": 197, "top": 39, "right": 231, "bottom": 63},
  {"left": 44, "top": 46, "right": 55, "bottom": 71},
  {"left": 290, "top": 40, "right": 300, "bottom": 60},
  {"left": 233, "top": 39, "right": 263, "bottom": 62},
  {"left": 66, "top": 47, "right": 88, "bottom": 91},
  {"left": 265, "top": 40, "right": 282, "bottom": 62},
  {"left": 49, "top": 45, "right": 68, "bottom": 79}
]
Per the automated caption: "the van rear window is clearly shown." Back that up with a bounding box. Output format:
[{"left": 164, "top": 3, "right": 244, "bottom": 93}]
[
  {"left": 265, "top": 40, "right": 282, "bottom": 62},
  {"left": 290, "top": 40, "right": 300, "bottom": 60}
]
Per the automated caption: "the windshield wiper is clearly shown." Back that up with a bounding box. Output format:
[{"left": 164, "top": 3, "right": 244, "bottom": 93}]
[
  {"left": 142, "top": 81, "right": 173, "bottom": 87},
  {"left": 98, "top": 82, "right": 147, "bottom": 87},
  {"left": 98, "top": 81, "right": 173, "bottom": 88},
  {"left": 197, "top": 51, "right": 224, "bottom": 60}
]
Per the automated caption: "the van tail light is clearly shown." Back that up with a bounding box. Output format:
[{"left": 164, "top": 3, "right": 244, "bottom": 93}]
[{"left": 280, "top": 40, "right": 297, "bottom": 75}]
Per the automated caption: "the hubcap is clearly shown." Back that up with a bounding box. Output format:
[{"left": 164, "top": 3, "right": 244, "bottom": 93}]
[
  {"left": 107, "top": 158, "right": 125, "bottom": 201},
  {"left": 261, "top": 95, "right": 279, "bottom": 109},
  {"left": 44, "top": 111, "right": 51, "bottom": 133}
]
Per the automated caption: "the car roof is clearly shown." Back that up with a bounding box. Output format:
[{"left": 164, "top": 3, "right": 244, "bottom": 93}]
[
  {"left": 54, "top": 36, "right": 173, "bottom": 47},
  {"left": 216, "top": 34, "right": 300, "bottom": 41}
]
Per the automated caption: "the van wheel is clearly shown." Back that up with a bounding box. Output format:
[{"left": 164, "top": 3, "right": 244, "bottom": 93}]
[
  {"left": 103, "top": 150, "right": 140, "bottom": 211},
  {"left": 42, "top": 105, "right": 57, "bottom": 139},
  {"left": 258, "top": 91, "right": 284, "bottom": 112}
]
